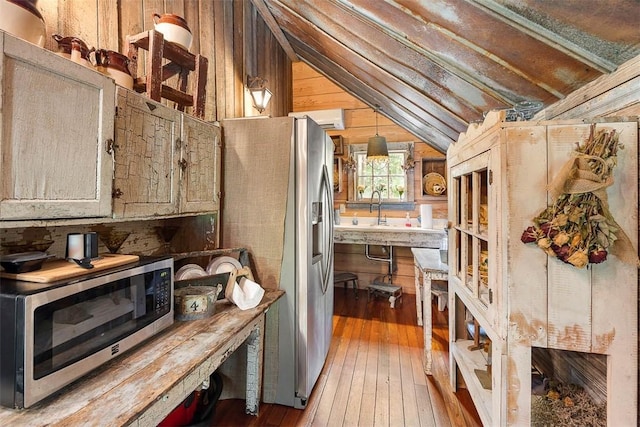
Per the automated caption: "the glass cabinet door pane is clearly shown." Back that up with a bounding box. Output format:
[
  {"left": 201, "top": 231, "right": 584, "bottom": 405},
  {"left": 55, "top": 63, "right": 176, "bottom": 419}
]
[
  {"left": 464, "top": 234, "right": 474, "bottom": 293},
  {"left": 478, "top": 238, "right": 489, "bottom": 305}
]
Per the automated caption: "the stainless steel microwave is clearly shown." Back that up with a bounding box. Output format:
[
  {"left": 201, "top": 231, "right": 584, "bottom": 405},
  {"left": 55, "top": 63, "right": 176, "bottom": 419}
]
[{"left": 0, "top": 256, "right": 173, "bottom": 409}]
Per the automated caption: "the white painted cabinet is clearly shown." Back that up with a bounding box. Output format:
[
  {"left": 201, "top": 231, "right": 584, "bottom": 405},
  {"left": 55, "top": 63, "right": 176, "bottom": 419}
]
[
  {"left": 0, "top": 31, "right": 219, "bottom": 225},
  {"left": 447, "top": 111, "right": 638, "bottom": 426},
  {"left": 179, "top": 114, "right": 221, "bottom": 214},
  {"left": 0, "top": 32, "right": 115, "bottom": 221},
  {"left": 112, "top": 88, "right": 220, "bottom": 218}
]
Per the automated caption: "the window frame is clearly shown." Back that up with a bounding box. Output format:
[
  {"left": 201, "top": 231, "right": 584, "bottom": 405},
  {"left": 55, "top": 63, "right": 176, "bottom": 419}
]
[{"left": 346, "top": 141, "right": 416, "bottom": 208}]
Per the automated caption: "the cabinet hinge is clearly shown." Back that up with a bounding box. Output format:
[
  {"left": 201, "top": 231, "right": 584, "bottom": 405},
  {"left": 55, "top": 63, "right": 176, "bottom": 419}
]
[
  {"left": 488, "top": 288, "right": 493, "bottom": 304},
  {"left": 489, "top": 169, "right": 493, "bottom": 185},
  {"left": 105, "top": 139, "right": 118, "bottom": 154}
]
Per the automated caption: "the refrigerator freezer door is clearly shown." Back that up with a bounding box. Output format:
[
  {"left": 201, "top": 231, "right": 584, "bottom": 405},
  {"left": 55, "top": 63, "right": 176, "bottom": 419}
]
[{"left": 294, "top": 119, "right": 334, "bottom": 408}]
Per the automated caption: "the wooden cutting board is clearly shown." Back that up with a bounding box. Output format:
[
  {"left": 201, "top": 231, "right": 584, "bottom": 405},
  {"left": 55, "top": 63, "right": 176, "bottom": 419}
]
[{"left": 0, "top": 254, "right": 140, "bottom": 283}]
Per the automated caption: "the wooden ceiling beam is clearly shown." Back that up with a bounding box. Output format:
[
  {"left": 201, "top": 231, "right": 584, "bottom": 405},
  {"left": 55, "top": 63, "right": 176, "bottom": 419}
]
[
  {"left": 269, "top": 1, "right": 468, "bottom": 136},
  {"left": 280, "top": 0, "right": 486, "bottom": 123},
  {"left": 294, "top": 40, "right": 453, "bottom": 153},
  {"left": 250, "top": 0, "right": 298, "bottom": 62},
  {"left": 286, "top": 26, "right": 462, "bottom": 143},
  {"left": 473, "top": 0, "right": 616, "bottom": 73},
  {"left": 349, "top": 0, "right": 566, "bottom": 102}
]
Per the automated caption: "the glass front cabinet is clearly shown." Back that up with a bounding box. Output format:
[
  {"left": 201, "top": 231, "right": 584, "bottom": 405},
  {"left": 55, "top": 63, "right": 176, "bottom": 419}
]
[{"left": 446, "top": 111, "right": 638, "bottom": 426}]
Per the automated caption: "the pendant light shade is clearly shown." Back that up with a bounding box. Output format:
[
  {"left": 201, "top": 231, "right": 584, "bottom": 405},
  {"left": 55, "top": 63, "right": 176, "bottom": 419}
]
[
  {"left": 367, "top": 106, "right": 388, "bottom": 161},
  {"left": 367, "top": 135, "right": 389, "bottom": 159}
]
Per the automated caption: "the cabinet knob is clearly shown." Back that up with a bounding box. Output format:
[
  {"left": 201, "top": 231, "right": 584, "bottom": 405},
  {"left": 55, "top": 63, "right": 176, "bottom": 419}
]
[
  {"left": 178, "top": 158, "right": 188, "bottom": 171},
  {"left": 112, "top": 188, "right": 124, "bottom": 198}
]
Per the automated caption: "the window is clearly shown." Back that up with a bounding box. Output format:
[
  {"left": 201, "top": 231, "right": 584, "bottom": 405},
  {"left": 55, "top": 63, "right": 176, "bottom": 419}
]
[{"left": 353, "top": 147, "right": 409, "bottom": 202}]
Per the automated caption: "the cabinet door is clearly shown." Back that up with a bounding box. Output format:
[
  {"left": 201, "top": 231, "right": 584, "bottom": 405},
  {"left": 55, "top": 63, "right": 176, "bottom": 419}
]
[
  {"left": 450, "top": 150, "right": 495, "bottom": 324},
  {"left": 179, "top": 115, "right": 221, "bottom": 214},
  {"left": 112, "top": 89, "right": 180, "bottom": 218},
  {"left": 0, "top": 33, "right": 114, "bottom": 220}
]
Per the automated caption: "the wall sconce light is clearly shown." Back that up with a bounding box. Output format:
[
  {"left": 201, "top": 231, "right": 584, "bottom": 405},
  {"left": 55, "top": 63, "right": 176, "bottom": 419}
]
[
  {"left": 402, "top": 153, "right": 416, "bottom": 172},
  {"left": 247, "top": 75, "right": 272, "bottom": 113},
  {"left": 367, "top": 105, "right": 388, "bottom": 162},
  {"left": 402, "top": 144, "right": 416, "bottom": 172},
  {"left": 343, "top": 154, "right": 357, "bottom": 172}
]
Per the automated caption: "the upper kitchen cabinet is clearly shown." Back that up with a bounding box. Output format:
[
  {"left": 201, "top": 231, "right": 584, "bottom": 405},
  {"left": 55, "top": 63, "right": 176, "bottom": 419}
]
[
  {"left": 0, "top": 32, "right": 115, "bottom": 222},
  {"left": 179, "top": 114, "right": 221, "bottom": 214},
  {"left": 112, "top": 88, "right": 220, "bottom": 218}
]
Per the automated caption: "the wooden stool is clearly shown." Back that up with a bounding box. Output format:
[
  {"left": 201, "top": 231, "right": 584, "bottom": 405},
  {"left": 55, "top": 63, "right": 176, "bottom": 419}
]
[
  {"left": 127, "top": 30, "right": 208, "bottom": 118},
  {"left": 334, "top": 272, "right": 358, "bottom": 298}
]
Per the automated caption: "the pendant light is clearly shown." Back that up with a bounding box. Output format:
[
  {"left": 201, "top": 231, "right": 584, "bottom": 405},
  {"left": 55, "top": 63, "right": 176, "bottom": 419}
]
[{"left": 367, "top": 105, "right": 388, "bottom": 161}]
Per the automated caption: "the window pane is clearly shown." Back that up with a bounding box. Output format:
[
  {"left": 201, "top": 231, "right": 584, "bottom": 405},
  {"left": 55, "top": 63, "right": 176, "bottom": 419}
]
[{"left": 354, "top": 150, "right": 408, "bottom": 201}]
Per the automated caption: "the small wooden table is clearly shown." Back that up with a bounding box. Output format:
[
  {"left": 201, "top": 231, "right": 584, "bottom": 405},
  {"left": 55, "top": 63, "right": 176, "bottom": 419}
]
[
  {"left": 411, "top": 248, "right": 448, "bottom": 375},
  {"left": 0, "top": 289, "right": 284, "bottom": 427}
]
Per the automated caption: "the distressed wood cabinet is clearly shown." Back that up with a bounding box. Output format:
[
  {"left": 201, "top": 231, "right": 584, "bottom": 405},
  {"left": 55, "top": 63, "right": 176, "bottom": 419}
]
[
  {"left": 447, "top": 111, "right": 638, "bottom": 426},
  {"left": 0, "top": 32, "right": 115, "bottom": 222},
  {"left": 112, "top": 88, "right": 220, "bottom": 218}
]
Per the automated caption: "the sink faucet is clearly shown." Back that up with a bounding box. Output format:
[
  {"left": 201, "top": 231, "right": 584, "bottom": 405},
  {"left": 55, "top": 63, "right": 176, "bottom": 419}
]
[{"left": 370, "top": 190, "right": 386, "bottom": 225}]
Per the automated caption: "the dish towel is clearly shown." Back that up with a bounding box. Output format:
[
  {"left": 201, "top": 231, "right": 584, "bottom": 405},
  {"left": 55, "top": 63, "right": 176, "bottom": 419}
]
[{"left": 225, "top": 276, "right": 265, "bottom": 310}]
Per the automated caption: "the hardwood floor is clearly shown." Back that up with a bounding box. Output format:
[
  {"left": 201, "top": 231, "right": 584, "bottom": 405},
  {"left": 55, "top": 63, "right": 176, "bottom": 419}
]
[{"left": 210, "top": 289, "right": 481, "bottom": 426}]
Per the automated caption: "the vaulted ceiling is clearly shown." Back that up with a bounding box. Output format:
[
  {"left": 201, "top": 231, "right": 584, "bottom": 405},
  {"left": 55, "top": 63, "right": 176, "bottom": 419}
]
[{"left": 252, "top": 0, "right": 640, "bottom": 153}]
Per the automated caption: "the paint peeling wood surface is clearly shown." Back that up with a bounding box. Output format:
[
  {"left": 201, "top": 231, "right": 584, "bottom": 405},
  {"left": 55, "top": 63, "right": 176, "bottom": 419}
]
[
  {"left": 410, "top": 248, "right": 448, "bottom": 375},
  {"left": 0, "top": 32, "right": 115, "bottom": 221},
  {"left": 179, "top": 115, "right": 222, "bottom": 214},
  {"left": 0, "top": 289, "right": 284, "bottom": 427},
  {"left": 447, "top": 112, "right": 638, "bottom": 426},
  {"left": 112, "top": 88, "right": 221, "bottom": 219},
  {"left": 334, "top": 227, "right": 444, "bottom": 248}
]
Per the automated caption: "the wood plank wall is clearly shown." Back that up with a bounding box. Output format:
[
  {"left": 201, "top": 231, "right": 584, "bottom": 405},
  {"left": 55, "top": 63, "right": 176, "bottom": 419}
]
[
  {"left": 36, "top": 0, "right": 292, "bottom": 122},
  {"left": 5, "top": 0, "right": 293, "bottom": 258},
  {"left": 292, "top": 62, "right": 447, "bottom": 293}
]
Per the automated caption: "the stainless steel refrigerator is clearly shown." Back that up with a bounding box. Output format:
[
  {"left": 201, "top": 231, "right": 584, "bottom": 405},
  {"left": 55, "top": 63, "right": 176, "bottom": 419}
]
[{"left": 221, "top": 116, "right": 334, "bottom": 409}]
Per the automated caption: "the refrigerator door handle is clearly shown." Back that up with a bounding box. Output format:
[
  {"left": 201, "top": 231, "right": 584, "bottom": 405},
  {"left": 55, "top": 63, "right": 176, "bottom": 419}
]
[{"left": 321, "top": 164, "right": 334, "bottom": 294}]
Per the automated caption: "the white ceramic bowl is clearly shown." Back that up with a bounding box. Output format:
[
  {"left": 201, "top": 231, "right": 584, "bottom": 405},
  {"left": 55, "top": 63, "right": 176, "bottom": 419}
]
[
  {"left": 0, "top": 0, "right": 46, "bottom": 47},
  {"left": 153, "top": 13, "right": 192, "bottom": 51}
]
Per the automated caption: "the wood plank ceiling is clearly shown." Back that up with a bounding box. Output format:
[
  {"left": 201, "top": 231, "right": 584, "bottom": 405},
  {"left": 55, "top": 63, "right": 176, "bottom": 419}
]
[{"left": 253, "top": 0, "right": 640, "bottom": 153}]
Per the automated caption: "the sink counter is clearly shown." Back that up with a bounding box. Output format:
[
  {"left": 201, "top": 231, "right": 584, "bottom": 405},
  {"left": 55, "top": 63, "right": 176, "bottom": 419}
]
[{"left": 334, "top": 222, "right": 446, "bottom": 248}]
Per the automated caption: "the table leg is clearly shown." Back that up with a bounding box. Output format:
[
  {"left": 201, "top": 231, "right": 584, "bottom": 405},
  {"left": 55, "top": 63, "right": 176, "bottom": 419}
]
[
  {"left": 423, "top": 271, "right": 433, "bottom": 375},
  {"left": 414, "top": 260, "right": 423, "bottom": 326},
  {"left": 245, "top": 317, "right": 264, "bottom": 415}
]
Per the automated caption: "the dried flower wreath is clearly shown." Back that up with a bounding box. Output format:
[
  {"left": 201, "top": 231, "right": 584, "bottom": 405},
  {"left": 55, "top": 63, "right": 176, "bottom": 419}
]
[{"left": 521, "top": 125, "right": 638, "bottom": 268}]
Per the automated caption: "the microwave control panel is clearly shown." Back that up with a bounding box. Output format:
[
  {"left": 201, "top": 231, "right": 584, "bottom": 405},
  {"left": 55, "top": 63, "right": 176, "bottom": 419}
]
[{"left": 154, "top": 268, "right": 172, "bottom": 314}]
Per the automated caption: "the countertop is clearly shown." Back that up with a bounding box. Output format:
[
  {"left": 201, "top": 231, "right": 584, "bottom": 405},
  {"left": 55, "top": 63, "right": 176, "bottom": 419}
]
[
  {"left": 0, "top": 289, "right": 284, "bottom": 427},
  {"left": 334, "top": 220, "right": 446, "bottom": 247}
]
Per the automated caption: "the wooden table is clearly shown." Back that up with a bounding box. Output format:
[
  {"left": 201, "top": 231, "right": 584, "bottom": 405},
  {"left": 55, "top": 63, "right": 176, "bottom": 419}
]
[
  {"left": 0, "top": 289, "right": 284, "bottom": 427},
  {"left": 411, "top": 248, "right": 448, "bottom": 375}
]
